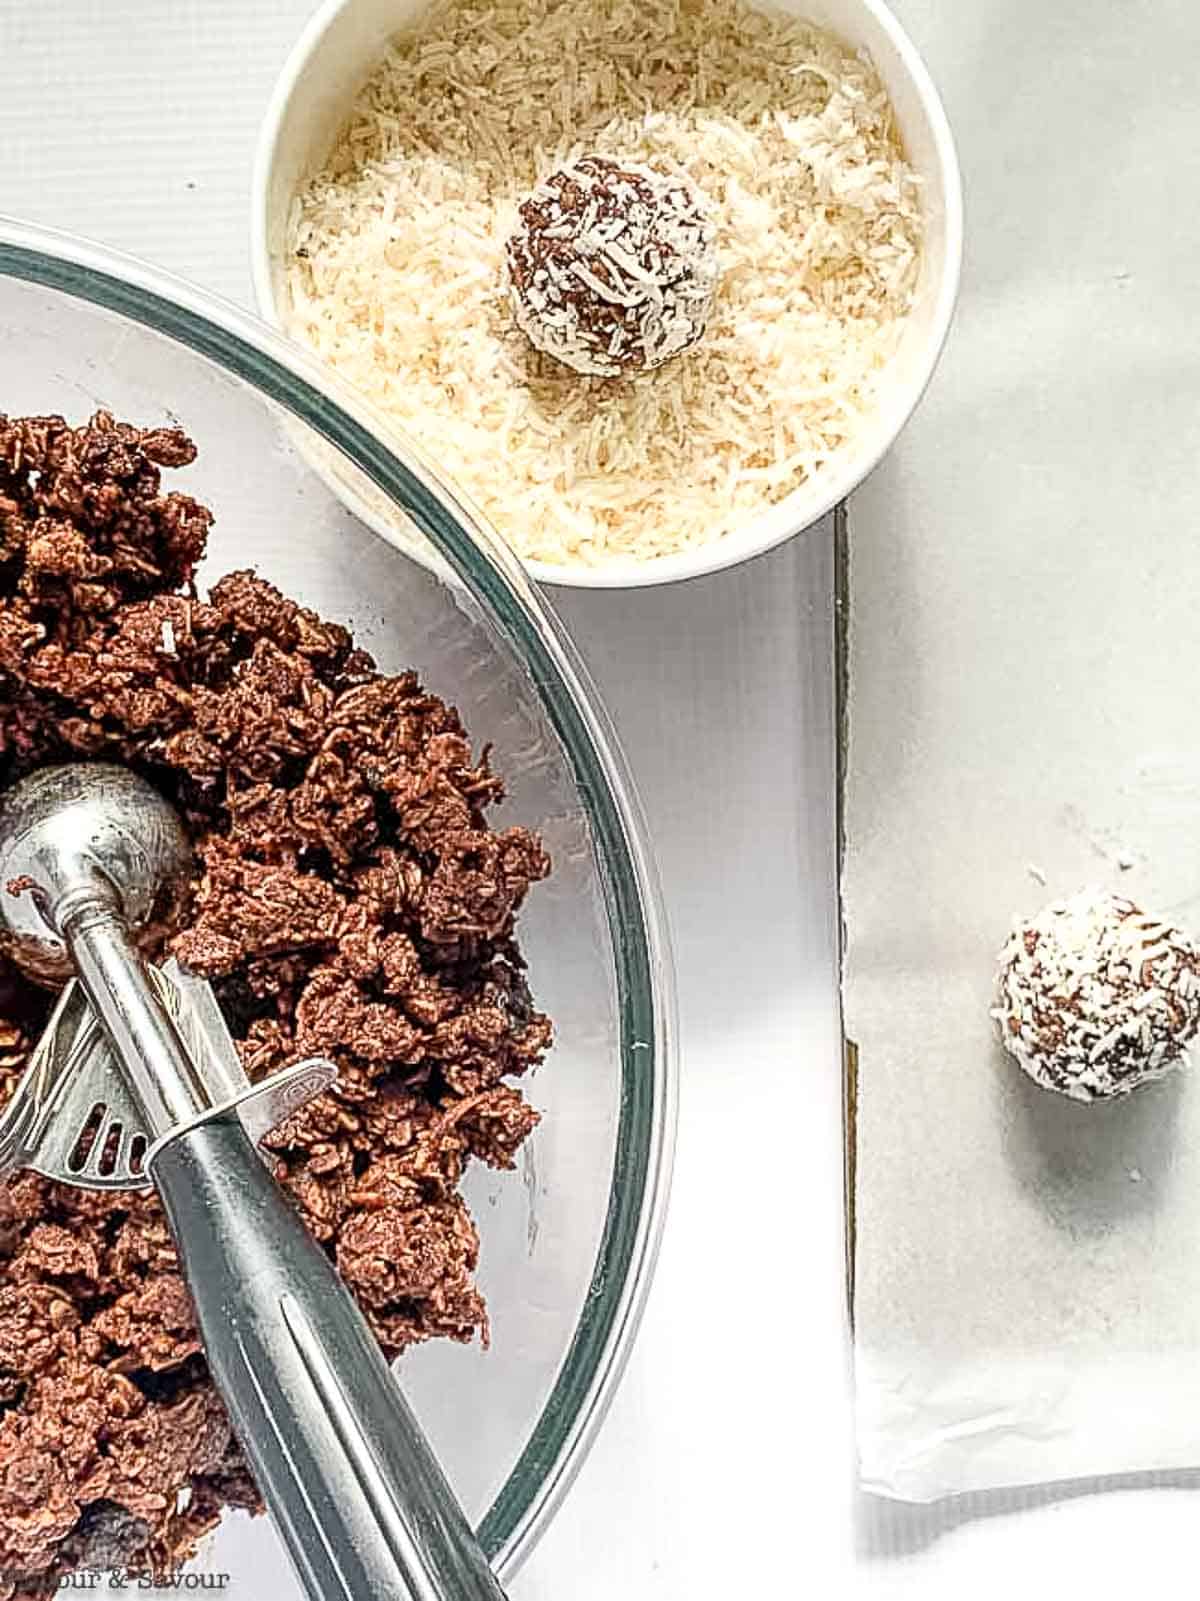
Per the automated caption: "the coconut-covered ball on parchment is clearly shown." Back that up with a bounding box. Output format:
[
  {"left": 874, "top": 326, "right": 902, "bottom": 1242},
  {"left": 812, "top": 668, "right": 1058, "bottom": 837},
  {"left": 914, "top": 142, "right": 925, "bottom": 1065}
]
[
  {"left": 505, "top": 155, "right": 719, "bottom": 378},
  {"left": 993, "top": 889, "right": 1200, "bottom": 1101}
]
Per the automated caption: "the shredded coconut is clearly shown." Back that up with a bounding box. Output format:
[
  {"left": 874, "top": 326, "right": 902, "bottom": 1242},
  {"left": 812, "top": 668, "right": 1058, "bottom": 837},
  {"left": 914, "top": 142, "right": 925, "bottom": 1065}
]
[{"left": 284, "top": 0, "right": 923, "bottom": 568}]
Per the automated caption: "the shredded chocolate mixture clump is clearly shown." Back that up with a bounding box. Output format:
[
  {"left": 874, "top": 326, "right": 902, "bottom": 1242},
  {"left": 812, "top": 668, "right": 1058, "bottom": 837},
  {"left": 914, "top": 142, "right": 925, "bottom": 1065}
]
[{"left": 0, "top": 411, "right": 551, "bottom": 1596}]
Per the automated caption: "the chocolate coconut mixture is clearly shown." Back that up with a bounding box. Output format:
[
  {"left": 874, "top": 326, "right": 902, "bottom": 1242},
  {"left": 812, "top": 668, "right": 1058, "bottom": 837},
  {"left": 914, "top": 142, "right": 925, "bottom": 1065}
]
[{"left": 0, "top": 411, "right": 552, "bottom": 1595}]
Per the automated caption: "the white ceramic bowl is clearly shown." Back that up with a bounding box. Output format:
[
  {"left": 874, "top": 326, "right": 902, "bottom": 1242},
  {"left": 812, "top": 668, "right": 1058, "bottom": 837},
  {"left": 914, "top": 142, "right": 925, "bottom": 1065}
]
[{"left": 251, "top": 0, "right": 962, "bottom": 589}]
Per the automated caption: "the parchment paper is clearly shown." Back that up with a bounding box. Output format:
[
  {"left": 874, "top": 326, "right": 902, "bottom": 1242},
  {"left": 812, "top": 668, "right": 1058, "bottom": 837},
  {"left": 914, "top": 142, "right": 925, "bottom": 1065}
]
[{"left": 842, "top": 0, "right": 1200, "bottom": 1502}]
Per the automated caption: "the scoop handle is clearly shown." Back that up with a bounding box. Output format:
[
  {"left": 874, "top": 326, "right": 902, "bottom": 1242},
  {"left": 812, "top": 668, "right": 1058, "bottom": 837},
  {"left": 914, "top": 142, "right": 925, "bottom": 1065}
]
[{"left": 150, "top": 1116, "right": 507, "bottom": 1601}]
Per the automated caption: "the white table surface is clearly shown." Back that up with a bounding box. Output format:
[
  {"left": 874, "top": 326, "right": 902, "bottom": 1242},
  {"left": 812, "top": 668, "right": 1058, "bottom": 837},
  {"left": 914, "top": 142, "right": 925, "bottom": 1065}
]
[{"left": 1, "top": 2, "right": 1188, "bottom": 1597}]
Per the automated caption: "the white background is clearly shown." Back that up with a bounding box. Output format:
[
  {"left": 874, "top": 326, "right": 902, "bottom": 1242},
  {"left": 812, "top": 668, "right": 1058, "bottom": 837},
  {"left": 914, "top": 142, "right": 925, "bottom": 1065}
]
[{"left": 2, "top": 2, "right": 1192, "bottom": 1597}]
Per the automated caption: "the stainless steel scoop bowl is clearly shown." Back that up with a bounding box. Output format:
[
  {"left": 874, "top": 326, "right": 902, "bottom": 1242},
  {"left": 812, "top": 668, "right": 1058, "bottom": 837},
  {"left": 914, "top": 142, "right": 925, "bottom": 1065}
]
[
  {"left": 0, "top": 764, "right": 335, "bottom": 1189},
  {"left": 0, "top": 762, "right": 192, "bottom": 986},
  {"left": 0, "top": 761, "right": 510, "bottom": 1601}
]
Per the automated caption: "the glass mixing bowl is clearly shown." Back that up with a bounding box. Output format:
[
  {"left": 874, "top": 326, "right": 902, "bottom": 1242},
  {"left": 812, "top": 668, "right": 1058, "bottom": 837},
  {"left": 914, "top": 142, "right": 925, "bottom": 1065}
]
[{"left": 0, "top": 216, "right": 677, "bottom": 1596}]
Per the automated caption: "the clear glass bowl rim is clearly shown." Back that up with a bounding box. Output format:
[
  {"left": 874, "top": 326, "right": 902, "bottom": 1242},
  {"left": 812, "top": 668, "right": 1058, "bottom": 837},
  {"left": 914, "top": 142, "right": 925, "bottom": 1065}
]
[{"left": 0, "top": 214, "right": 678, "bottom": 1581}]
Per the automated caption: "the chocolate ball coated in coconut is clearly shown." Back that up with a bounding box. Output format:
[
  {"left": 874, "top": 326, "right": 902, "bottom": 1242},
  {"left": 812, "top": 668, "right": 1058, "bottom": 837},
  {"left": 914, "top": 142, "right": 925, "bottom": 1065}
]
[
  {"left": 993, "top": 889, "right": 1200, "bottom": 1101},
  {"left": 505, "top": 156, "right": 719, "bottom": 378}
]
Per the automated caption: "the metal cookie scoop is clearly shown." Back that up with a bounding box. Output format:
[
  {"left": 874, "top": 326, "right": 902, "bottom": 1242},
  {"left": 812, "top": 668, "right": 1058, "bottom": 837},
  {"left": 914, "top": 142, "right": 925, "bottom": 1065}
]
[
  {"left": 0, "top": 958, "right": 332, "bottom": 1190},
  {"left": 0, "top": 763, "right": 508, "bottom": 1601}
]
